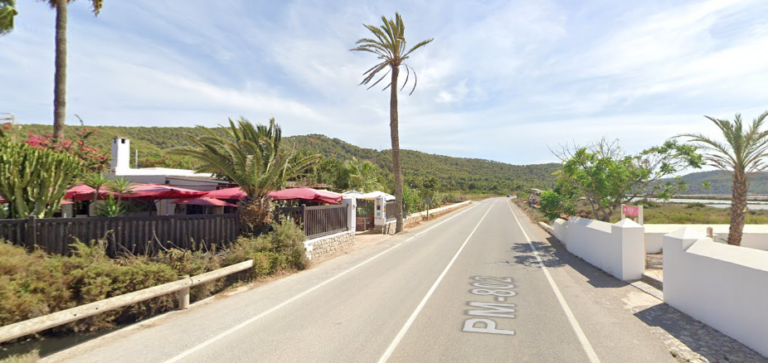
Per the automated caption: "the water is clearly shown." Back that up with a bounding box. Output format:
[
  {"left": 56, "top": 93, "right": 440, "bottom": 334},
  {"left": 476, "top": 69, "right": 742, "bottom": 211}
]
[{"left": 644, "top": 198, "right": 768, "bottom": 210}]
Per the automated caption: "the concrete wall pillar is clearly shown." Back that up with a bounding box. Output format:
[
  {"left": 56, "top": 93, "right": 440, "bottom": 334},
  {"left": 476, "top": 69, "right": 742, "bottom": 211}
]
[{"left": 341, "top": 197, "right": 356, "bottom": 232}]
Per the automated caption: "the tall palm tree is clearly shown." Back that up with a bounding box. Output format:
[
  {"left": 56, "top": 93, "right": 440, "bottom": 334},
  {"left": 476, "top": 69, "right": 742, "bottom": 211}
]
[
  {"left": 43, "top": 0, "right": 104, "bottom": 140},
  {"left": 0, "top": 0, "right": 17, "bottom": 34},
  {"left": 677, "top": 111, "right": 768, "bottom": 246},
  {"left": 173, "top": 118, "right": 319, "bottom": 231},
  {"left": 351, "top": 12, "right": 433, "bottom": 233}
]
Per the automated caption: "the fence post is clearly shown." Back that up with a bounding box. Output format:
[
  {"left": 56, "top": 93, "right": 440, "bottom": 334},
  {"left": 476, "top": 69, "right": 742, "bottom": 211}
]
[
  {"left": 177, "top": 275, "right": 190, "bottom": 310},
  {"left": 301, "top": 205, "right": 307, "bottom": 235},
  {"left": 706, "top": 227, "right": 713, "bottom": 239},
  {"left": 25, "top": 215, "right": 37, "bottom": 248}
]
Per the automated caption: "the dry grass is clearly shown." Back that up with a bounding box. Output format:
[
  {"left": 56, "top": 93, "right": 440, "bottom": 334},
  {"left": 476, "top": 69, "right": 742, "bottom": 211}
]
[{"left": 0, "top": 350, "right": 39, "bottom": 363}]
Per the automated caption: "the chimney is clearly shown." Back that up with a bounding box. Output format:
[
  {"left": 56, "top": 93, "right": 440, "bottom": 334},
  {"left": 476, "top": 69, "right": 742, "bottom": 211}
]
[{"left": 111, "top": 137, "right": 131, "bottom": 172}]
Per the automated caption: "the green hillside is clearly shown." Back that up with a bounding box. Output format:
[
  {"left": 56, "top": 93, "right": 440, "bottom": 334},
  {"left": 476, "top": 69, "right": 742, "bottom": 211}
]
[
  {"left": 678, "top": 170, "right": 768, "bottom": 195},
  {"left": 4, "top": 124, "right": 560, "bottom": 192}
]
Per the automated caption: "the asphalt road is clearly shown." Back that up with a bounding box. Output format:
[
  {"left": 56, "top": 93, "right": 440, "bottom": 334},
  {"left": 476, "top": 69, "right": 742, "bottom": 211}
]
[{"left": 45, "top": 198, "right": 676, "bottom": 363}]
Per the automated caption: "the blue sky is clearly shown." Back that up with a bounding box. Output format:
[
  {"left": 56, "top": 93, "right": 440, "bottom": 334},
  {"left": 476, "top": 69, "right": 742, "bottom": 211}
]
[{"left": 2, "top": 0, "right": 768, "bottom": 166}]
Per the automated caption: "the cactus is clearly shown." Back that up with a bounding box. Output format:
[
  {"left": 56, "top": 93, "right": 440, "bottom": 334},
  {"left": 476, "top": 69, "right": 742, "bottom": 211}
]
[{"left": 0, "top": 139, "right": 84, "bottom": 218}]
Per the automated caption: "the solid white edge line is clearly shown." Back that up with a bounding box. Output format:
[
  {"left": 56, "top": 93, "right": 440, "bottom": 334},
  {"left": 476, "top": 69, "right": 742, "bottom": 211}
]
[
  {"left": 506, "top": 201, "right": 601, "bottom": 363},
  {"left": 377, "top": 200, "right": 496, "bottom": 363},
  {"left": 164, "top": 201, "right": 482, "bottom": 363}
]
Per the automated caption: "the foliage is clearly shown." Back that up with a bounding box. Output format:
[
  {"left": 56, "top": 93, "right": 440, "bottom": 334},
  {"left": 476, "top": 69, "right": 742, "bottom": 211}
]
[
  {"left": 95, "top": 194, "right": 131, "bottom": 217},
  {"left": 539, "top": 190, "right": 576, "bottom": 221},
  {"left": 173, "top": 118, "right": 319, "bottom": 230},
  {"left": 0, "top": 0, "right": 17, "bottom": 35},
  {"left": 2, "top": 123, "right": 109, "bottom": 174},
  {"left": 553, "top": 138, "right": 702, "bottom": 222},
  {"left": 677, "top": 111, "right": 768, "bottom": 245},
  {"left": 0, "top": 219, "right": 309, "bottom": 338},
  {"left": 0, "top": 350, "right": 39, "bottom": 363},
  {"left": 8, "top": 124, "right": 561, "bottom": 194},
  {"left": 345, "top": 158, "right": 384, "bottom": 192},
  {"left": 0, "top": 139, "right": 83, "bottom": 218},
  {"left": 401, "top": 185, "right": 421, "bottom": 215}
]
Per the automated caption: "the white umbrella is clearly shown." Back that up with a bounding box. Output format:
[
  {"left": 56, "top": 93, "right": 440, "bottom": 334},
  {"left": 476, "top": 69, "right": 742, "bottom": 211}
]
[{"left": 359, "top": 191, "right": 396, "bottom": 201}]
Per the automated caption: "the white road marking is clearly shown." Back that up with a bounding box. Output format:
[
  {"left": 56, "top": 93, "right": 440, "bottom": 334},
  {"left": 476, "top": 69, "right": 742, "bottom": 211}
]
[
  {"left": 163, "top": 201, "right": 483, "bottom": 363},
  {"left": 377, "top": 201, "right": 496, "bottom": 363},
  {"left": 496, "top": 297, "right": 506, "bottom": 302},
  {"left": 506, "top": 201, "right": 602, "bottom": 363}
]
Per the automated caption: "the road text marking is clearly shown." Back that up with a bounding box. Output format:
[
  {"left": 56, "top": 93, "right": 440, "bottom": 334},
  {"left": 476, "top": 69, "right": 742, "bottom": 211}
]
[{"left": 377, "top": 201, "right": 496, "bottom": 363}]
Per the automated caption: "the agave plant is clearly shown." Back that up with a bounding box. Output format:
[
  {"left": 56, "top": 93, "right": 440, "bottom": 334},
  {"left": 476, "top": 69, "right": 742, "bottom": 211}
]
[{"left": 173, "top": 118, "right": 319, "bottom": 231}]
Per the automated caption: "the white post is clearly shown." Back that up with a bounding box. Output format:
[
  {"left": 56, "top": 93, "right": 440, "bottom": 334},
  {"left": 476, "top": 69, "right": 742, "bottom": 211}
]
[
  {"left": 177, "top": 275, "right": 190, "bottom": 310},
  {"left": 341, "top": 197, "right": 356, "bottom": 233},
  {"left": 638, "top": 205, "right": 644, "bottom": 225},
  {"left": 374, "top": 196, "right": 386, "bottom": 227},
  {"left": 620, "top": 204, "right": 625, "bottom": 220}
]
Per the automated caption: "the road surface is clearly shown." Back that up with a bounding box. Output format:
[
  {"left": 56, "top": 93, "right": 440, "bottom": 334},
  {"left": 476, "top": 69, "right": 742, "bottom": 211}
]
[{"left": 45, "top": 198, "right": 675, "bottom": 363}]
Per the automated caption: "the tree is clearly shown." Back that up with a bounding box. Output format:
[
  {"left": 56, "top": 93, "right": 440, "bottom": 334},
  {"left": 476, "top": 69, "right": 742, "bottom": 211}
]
[
  {"left": 677, "top": 112, "right": 768, "bottom": 246},
  {"left": 553, "top": 138, "right": 701, "bottom": 222},
  {"left": 345, "top": 158, "right": 383, "bottom": 192},
  {"left": 0, "top": 139, "right": 83, "bottom": 218},
  {"left": 0, "top": 0, "right": 17, "bottom": 34},
  {"left": 42, "top": 0, "right": 104, "bottom": 140},
  {"left": 351, "top": 12, "right": 433, "bottom": 233},
  {"left": 173, "top": 118, "right": 319, "bottom": 231}
]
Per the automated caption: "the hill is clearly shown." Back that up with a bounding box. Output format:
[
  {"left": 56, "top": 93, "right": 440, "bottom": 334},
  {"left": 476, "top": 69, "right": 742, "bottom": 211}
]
[
  {"left": 678, "top": 170, "right": 768, "bottom": 195},
  {"left": 5, "top": 124, "right": 560, "bottom": 192}
]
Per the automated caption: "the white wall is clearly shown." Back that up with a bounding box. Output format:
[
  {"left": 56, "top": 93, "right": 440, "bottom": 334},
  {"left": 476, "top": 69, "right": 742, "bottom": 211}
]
[
  {"left": 645, "top": 224, "right": 768, "bottom": 253},
  {"left": 556, "top": 217, "right": 645, "bottom": 281},
  {"left": 664, "top": 228, "right": 768, "bottom": 357}
]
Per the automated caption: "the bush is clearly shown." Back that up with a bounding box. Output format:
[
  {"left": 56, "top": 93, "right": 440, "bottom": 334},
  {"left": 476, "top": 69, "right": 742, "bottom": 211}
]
[{"left": 685, "top": 202, "right": 706, "bottom": 209}]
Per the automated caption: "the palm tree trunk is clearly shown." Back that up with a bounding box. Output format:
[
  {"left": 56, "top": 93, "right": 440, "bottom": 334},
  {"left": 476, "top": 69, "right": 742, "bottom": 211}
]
[
  {"left": 53, "top": 0, "right": 67, "bottom": 141},
  {"left": 728, "top": 172, "right": 747, "bottom": 246},
  {"left": 390, "top": 66, "right": 403, "bottom": 233}
]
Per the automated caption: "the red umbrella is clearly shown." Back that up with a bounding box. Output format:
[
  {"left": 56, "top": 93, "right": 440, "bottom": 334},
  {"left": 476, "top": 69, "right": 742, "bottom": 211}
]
[
  {"left": 174, "top": 197, "right": 237, "bottom": 207},
  {"left": 204, "top": 187, "right": 247, "bottom": 200},
  {"left": 120, "top": 184, "right": 208, "bottom": 200},
  {"left": 64, "top": 184, "right": 110, "bottom": 201},
  {"left": 268, "top": 187, "right": 342, "bottom": 204},
  {"left": 0, "top": 196, "right": 7, "bottom": 203}
]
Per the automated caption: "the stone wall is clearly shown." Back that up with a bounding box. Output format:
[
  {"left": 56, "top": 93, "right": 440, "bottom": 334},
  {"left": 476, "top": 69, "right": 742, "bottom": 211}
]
[{"left": 304, "top": 231, "right": 355, "bottom": 260}]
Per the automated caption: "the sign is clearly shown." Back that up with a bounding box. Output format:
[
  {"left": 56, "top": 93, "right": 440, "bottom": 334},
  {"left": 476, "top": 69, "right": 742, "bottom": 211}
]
[
  {"left": 424, "top": 197, "right": 432, "bottom": 205},
  {"left": 528, "top": 193, "right": 536, "bottom": 201},
  {"left": 622, "top": 205, "right": 639, "bottom": 217}
]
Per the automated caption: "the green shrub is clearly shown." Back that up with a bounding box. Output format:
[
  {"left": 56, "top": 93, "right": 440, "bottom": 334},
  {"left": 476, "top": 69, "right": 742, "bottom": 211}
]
[
  {"left": 685, "top": 202, "right": 706, "bottom": 209},
  {"left": 252, "top": 253, "right": 271, "bottom": 278}
]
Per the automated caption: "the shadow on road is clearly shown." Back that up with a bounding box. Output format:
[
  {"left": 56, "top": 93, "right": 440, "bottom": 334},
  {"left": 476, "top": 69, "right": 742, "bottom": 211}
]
[{"left": 510, "top": 236, "right": 626, "bottom": 290}]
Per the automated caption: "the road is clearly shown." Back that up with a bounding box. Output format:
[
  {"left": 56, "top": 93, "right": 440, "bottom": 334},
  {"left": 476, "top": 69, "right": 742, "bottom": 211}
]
[{"left": 45, "top": 198, "right": 676, "bottom": 363}]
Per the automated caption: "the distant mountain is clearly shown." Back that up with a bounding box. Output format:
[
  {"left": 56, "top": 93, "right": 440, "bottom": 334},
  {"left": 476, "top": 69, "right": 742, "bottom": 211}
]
[
  {"left": 678, "top": 170, "right": 768, "bottom": 195},
  {"left": 6, "top": 124, "right": 560, "bottom": 192}
]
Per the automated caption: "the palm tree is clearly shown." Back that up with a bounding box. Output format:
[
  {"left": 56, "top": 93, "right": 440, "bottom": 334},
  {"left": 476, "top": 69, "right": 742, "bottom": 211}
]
[
  {"left": 173, "top": 118, "right": 319, "bottom": 231},
  {"left": 351, "top": 12, "right": 433, "bottom": 233},
  {"left": 0, "top": 0, "right": 17, "bottom": 34},
  {"left": 345, "top": 158, "right": 383, "bottom": 193},
  {"left": 43, "top": 0, "right": 104, "bottom": 140},
  {"left": 677, "top": 111, "right": 768, "bottom": 246}
]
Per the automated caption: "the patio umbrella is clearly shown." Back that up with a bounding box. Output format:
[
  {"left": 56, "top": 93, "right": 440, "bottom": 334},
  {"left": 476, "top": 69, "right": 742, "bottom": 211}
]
[
  {"left": 268, "top": 187, "right": 342, "bottom": 204},
  {"left": 358, "top": 191, "right": 396, "bottom": 201},
  {"left": 64, "top": 184, "right": 110, "bottom": 201},
  {"left": 120, "top": 183, "right": 208, "bottom": 200},
  {"left": 205, "top": 187, "right": 247, "bottom": 200},
  {"left": 174, "top": 197, "right": 237, "bottom": 208},
  {"left": 0, "top": 196, "right": 6, "bottom": 203}
]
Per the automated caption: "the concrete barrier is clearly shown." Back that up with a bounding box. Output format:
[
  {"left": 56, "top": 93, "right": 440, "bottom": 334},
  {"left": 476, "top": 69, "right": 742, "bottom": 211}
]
[
  {"left": 664, "top": 228, "right": 768, "bottom": 357},
  {"left": 645, "top": 224, "right": 768, "bottom": 253},
  {"left": 553, "top": 217, "right": 645, "bottom": 281}
]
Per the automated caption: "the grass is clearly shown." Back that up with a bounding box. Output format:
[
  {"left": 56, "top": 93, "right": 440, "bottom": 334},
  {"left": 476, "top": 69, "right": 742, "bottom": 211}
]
[
  {"left": 0, "top": 350, "right": 39, "bottom": 363},
  {"left": 515, "top": 197, "right": 768, "bottom": 225}
]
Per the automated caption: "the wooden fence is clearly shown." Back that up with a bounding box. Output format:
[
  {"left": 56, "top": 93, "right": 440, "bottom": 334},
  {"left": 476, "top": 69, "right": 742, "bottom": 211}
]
[
  {"left": 275, "top": 204, "right": 349, "bottom": 239},
  {"left": 0, "top": 214, "right": 240, "bottom": 256}
]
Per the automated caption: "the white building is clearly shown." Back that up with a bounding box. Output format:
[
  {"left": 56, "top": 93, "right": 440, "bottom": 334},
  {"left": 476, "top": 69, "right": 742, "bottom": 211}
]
[{"left": 106, "top": 137, "right": 230, "bottom": 215}]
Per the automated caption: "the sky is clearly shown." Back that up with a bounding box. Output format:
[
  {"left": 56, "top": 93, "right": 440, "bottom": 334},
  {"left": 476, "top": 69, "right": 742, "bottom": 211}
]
[{"left": 1, "top": 0, "right": 767, "bottom": 166}]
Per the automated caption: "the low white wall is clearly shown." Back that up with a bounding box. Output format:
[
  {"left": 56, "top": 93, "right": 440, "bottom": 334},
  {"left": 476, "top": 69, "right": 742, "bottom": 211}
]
[
  {"left": 664, "top": 228, "right": 768, "bottom": 357},
  {"left": 304, "top": 231, "right": 354, "bottom": 260},
  {"left": 553, "top": 219, "right": 568, "bottom": 245},
  {"left": 645, "top": 224, "right": 768, "bottom": 253},
  {"left": 557, "top": 217, "right": 645, "bottom": 281}
]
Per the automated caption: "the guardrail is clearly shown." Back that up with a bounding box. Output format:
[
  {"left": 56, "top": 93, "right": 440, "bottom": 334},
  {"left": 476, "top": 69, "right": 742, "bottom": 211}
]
[{"left": 0, "top": 260, "right": 254, "bottom": 344}]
